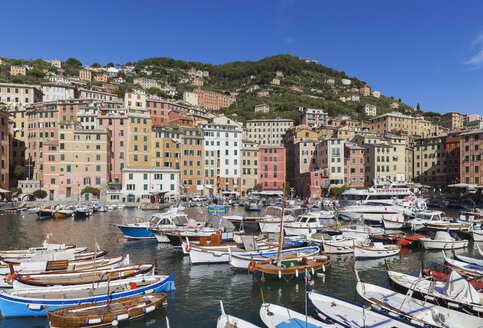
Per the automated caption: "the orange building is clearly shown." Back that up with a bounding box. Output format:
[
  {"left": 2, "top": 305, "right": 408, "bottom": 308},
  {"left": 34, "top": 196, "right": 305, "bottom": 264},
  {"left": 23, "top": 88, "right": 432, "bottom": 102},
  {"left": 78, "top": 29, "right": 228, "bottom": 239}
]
[{"left": 181, "top": 126, "right": 204, "bottom": 194}]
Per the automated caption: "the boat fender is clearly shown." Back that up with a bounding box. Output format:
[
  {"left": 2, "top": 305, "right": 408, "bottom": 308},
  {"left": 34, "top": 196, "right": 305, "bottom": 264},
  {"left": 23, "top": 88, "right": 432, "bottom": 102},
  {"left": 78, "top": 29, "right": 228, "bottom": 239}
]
[
  {"left": 311, "top": 267, "right": 315, "bottom": 275},
  {"left": 27, "top": 304, "right": 43, "bottom": 310},
  {"left": 144, "top": 305, "right": 156, "bottom": 313},
  {"left": 144, "top": 289, "right": 154, "bottom": 295},
  {"left": 185, "top": 244, "right": 192, "bottom": 253},
  {"left": 115, "top": 314, "right": 130, "bottom": 321},
  {"left": 295, "top": 269, "right": 299, "bottom": 278},
  {"left": 278, "top": 270, "right": 281, "bottom": 279},
  {"left": 112, "top": 320, "right": 119, "bottom": 326},
  {"left": 248, "top": 261, "right": 257, "bottom": 272},
  {"left": 87, "top": 318, "right": 103, "bottom": 325},
  {"left": 322, "top": 264, "right": 325, "bottom": 272},
  {"left": 4, "top": 271, "right": 18, "bottom": 283},
  {"left": 128, "top": 282, "right": 137, "bottom": 290}
]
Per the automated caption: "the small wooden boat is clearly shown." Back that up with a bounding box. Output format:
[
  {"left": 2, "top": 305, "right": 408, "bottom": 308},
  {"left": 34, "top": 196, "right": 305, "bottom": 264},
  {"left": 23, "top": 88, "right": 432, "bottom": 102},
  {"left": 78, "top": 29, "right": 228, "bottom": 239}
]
[
  {"left": 419, "top": 231, "right": 468, "bottom": 250},
  {"left": 424, "top": 221, "right": 471, "bottom": 232},
  {"left": 37, "top": 208, "right": 54, "bottom": 219},
  {"left": 454, "top": 252, "right": 483, "bottom": 267},
  {"left": 12, "top": 263, "right": 154, "bottom": 288},
  {"left": 260, "top": 303, "right": 334, "bottom": 328},
  {"left": 217, "top": 301, "right": 260, "bottom": 328},
  {"left": 423, "top": 268, "right": 483, "bottom": 291},
  {"left": 47, "top": 293, "right": 167, "bottom": 327},
  {"left": 471, "top": 227, "right": 483, "bottom": 241},
  {"left": 251, "top": 255, "right": 331, "bottom": 281},
  {"left": 442, "top": 251, "right": 483, "bottom": 275},
  {"left": 0, "top": 242, "right": 76, "bottom": 257},
  {"left": 354, "top": 243, "right": 400, "bottom": 259},
  {"left": 2, "top": 250, "right": 107, "bottom": 264},
  {"left": 356, "top": 272, "right": 483, "bottom": 328},
  {"left": 382, "top": 216, "right": 406, "bottom": 229},
  {"left": 308, "top": 289, "right": 415, "bottom": 328},
  {"left": 478, "top": 244, "right": 483, "bottom": 257},
  {"left": 245, "top": 200, "right": 261, "bottom": 211}
]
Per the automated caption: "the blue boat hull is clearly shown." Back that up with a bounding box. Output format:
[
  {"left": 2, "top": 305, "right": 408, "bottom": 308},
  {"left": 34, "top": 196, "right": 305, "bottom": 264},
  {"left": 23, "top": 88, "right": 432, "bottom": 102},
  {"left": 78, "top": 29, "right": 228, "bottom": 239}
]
[
  {"left": 0, "top": 273, "right": 175, "bottom": 317},
  {"left": 115, "top": 224, "right": 155, "bottom": 240}
]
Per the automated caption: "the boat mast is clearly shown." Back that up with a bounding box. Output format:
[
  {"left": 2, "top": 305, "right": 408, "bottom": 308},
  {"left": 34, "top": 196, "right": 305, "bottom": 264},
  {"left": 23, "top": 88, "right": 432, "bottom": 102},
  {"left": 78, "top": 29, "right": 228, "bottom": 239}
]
[{"left": 276, "top": 183, "right": 286, "bottom": 267}]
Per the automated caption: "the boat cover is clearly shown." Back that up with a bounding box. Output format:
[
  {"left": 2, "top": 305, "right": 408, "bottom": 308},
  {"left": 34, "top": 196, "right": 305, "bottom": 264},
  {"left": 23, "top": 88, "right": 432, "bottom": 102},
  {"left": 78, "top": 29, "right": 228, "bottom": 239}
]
[
  {"left": 434, "top": 231, "right": 454, "bottom": 241},
  {"left": 443, "top": 270, "right": 480, "bottom": 304}
]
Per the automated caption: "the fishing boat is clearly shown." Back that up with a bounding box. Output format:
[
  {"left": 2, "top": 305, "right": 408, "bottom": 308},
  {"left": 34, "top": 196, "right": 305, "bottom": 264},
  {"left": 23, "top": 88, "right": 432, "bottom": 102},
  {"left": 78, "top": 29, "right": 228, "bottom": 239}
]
[
  {"left": 423, "top": 268, "right": 483, "bottom": 291},
  {"left": 454, "top": 252, "right": 483, "bottom": 267},
  {"left": 354, "top": 243, "right": 400, "bottom": 259},
  {"left": 405, "top": 210, "right": 446, "bottom": 232},
  {"left": 385, "top": 264, "right": 483, "bottom": 316},
  {"left": 283, "top": 211, "right": 334, "bottom": 237},
  {"left": 424, "top": 221, "right": 471, "bottom": 232},
  {"left": 53, "top": 206, "right": 74, "bottom": 218},
  {"left": 149, "top": 212, "right": 196, "bottom": 243},
  {"left": 217, "top": 301, "right": 260, "bottom": 328},
  {"left": 308, "top": 289, "right": 415, "bottom": 328},
  {"left": 12, "top": 263, "right": 154, "bottom": 289},
  {"left": 0, "top": 273, "right": 175, "bottom": 317},
  {"left": 257, "top": 207, "right": 300, "bottom": 234},
  {"left": 309, "top": 234, "right": 364, "bottom": 254},
  {"left": 37, "top": 208, "right": 54, "bottom": 219},
  {"left": 245, "top": 199, "right": 261, "bottom": 211},
  {"left": 338, "top": 225, "right": 384, "bottom": 241},
  {"left": 46, "top": 292, "right": 167, "bottom": 328},
  {"left": 223, "top": 215, "right": 260, "bottom": 229},
  {"left": 74, "top": 205, "right": 93, "bottom": 218},
  {"left": 97, "top": 205, "right": 108, "bottom": 212},
  {"left": 418, "top": 231, "right": 468, "bottom": 250},
  {"left": 368, "top": 232, "right": 405, "bottom": 244},
  {"left": 229, "top": 246, "right": 320, "bottom": 270},
  {"left": 397, "top": 235, "right": 427, "bottom": 247},
  {"left": 356, "top": 272, "right": 483, "bottom": 328},
  {"left": 471, "top": 226, "right": 483, "bottom": 241},
  {"left": 260, "top": 303, "right": 334, "bottom": 328},
  {"left": 0, "top": 239, "right": 75, "bottom": 258},
  {"left": 442, "top": 251, "right": 483, "bottom": 275}
]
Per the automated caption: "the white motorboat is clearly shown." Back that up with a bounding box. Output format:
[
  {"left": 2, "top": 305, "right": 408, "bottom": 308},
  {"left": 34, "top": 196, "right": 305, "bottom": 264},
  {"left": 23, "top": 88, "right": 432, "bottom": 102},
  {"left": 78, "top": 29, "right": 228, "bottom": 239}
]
[
  {"left": 356, "top": 273, "right": 483, "bottom": 328},
  {"left": 406, "top": 210, "right": 468, "bottom": 232},
  {"left": 339, "top": 225, "right": 384, "bottom": 241},
  {"left": 310, "top": 234, "right": 366, "bottom": 254},
  {"left": 308, "top": 289, "right": 415, "bottom": 328},
  {"left": 354, "top": 242, "right": 400, "bottom": 259},
  {"left": 217, "top": 301, "right": 260, "bottom": 328},
  {"left": 338, "top": 204, "right": 404, "bottom": 226},
  {"left": 283, "top": 211, "right": 334, "bottom": 237},
  {"left": 260, "top": 303, "right": 335, "bottom": 328},
  {"left": 257, "top": 207, "right": 299, "bottom": 234},
  {"left": 471, "top": 226, "right": 483, "bottom": 241},
  {"left": 418, "top": 231, "right": 468, "bottom": 250},
  {"left": 150, "top": 211, "right": 199, "bottom": 243}
]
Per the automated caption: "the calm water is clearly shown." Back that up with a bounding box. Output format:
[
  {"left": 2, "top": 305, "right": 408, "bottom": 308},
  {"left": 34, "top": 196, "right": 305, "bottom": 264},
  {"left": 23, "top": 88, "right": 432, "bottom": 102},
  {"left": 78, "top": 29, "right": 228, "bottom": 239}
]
[{"left": 0, "top": 206, "right": 479, "bottom": 328}]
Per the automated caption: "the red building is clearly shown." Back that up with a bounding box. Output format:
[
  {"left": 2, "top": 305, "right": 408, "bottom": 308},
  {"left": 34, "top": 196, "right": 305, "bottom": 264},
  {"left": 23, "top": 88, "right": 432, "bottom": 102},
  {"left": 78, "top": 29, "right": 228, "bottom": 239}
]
[
  {"left": 299, "top": 169, "right": 328, "bottom": 199},
  {"left": 146, "top": 98, "right": 169, "bottom": 126},
  {"left": 445, "top": 134, "right": 460, "bottom": 185},
  {"left": 259, "top": 146, "right": 286, "bottom": 190},
  {"left": 344, "top": 143, "right": 365, "bottom": 187},
  {"left": 168, "top": 111, "right": 194, "bottom": 127}
]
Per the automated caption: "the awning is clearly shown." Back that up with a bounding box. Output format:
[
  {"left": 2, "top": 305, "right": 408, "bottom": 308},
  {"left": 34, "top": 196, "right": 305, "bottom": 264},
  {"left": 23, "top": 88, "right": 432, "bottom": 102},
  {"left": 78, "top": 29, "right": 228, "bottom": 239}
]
[
  {"left": 448, "top": 183, "right": 477, "bottom": 188},
  {"left": 149, "top": 191, "right": 169, "bottom": 195},
  {"left": 0, "top": 188, "right": 10, "bottom": 193}
]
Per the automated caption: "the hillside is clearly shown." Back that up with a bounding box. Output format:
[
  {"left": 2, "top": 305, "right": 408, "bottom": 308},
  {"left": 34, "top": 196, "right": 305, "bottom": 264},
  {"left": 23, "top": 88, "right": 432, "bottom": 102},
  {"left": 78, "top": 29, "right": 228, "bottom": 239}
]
[{"left": 0, "top": 54, "right": 428, "bottom": 124}]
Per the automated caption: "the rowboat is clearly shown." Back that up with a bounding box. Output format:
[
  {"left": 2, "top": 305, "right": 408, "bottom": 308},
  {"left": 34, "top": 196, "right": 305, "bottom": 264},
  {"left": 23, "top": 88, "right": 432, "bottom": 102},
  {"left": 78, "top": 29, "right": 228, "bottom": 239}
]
[
  {"left": 0, "top": 256, "right": 129, "bottom": 288},
  {"left": 251, "top": 255, "right": 331, "bottom": 281},
  {"left": 356, "top": 272, "right": 483, "bottom": 328},
  {"left": 229, "top": 246, "right": 320, "bottom": 269},
  {"left": 260, "top": 303, "right": 335, "bottom": 328},
  {"left": 386, "top": 267, "right": 483, "bottom": 316},
  {"left": 309, "top": 234, "right": 364, "bottom": 254},
  {"left": 37, "top": 208, "right": 54, "bottom": 219},
  {"left": 0, "top": 273, "right": 175, "bottom": 317},
  {"left": 454, "top": 252, "right": 483, "bottom": 267},
  {"left": 442, "top": 251, "right": 483, "bottom": 275},
  {"left": 397, "top": 235, "right": 427, "bottom": 246},
  {"left": 2, "top": 250, "right": 107, "bottom": 264},
  {"left": 217, "top": 300, "right": 260, "bottom": 328},
  {"left": 308, "top": 289, "right": 415, "bottom": 328},
  {"left": 47, "top": 293, "right": 167, "bottom": 328},
  {"left": 12, "top": 263, "right": 154, "bottom": 289},
  {"left": 354, "top": 243, "right": 400, "bottom": 259},
  {"left": 0, "top": 242, "right": 76, "bottom": 258},
  {"left": 423, "top": 268, "right": 483, "bottom": 291},
  {"left": 382, "top": 216, "right": 406, "bottom": 229},
  {"left": 418, "top": 231, "right": 468, "bottom": 250},
  {"left": 369, "top": 232, "right": 405, "bottom": 244},
  {"left": 471, "top": 227, "right": 483, "bottom": 242}
]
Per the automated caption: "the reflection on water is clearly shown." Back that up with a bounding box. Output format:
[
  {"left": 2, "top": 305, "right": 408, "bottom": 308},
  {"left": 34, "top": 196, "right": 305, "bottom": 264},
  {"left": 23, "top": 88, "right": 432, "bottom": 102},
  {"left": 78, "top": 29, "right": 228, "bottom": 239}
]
[{"left": 0, "top": 206, "right": 479, "bottom": 327}]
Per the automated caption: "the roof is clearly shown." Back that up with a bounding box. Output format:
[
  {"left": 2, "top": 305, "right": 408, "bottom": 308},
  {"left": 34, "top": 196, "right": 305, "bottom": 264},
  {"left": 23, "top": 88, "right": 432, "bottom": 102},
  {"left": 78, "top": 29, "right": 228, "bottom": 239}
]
[{"left": 246, "top": 118, "right": 294, "bottom": 123}]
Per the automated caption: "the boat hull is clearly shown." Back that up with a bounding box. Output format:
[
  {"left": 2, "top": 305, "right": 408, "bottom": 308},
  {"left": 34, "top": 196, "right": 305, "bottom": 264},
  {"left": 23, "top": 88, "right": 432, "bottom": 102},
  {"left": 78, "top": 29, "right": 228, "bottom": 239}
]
[
  {"left": 0, "top": 273, "right": 175, "bottom": 318},
  {"left": 115, "top": 224, "right": 155, "bottom": 240},
  {"left": 354, "top": 245, "right": 400, "bottom": 259},
  {"left": 419, "top": 239, "right": 468, "bottom": 250}
]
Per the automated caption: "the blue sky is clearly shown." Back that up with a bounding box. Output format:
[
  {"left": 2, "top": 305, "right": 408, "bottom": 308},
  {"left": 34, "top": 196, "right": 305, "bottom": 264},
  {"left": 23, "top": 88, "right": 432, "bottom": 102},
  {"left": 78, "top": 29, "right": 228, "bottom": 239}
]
[{"left": 1, "top": 0, "right": 482, "bottom": 115}]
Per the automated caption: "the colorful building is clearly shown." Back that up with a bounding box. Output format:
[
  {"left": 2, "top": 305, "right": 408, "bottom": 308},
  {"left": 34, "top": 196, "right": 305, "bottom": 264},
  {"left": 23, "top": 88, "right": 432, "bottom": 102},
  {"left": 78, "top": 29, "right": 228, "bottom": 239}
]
[
  {"left": 440, "top": 112, "right": 464, "bottom": 130},
  {"left": 180, "top": 126, "right": 204, "bottom": 194},
  {"left": 445, "top": 134, "right": 460, "bottom": 185},
  {"left": 460, "top": 129, "right": 483, "bottom": 185},
  {"left": 413, "top": 136, "right": 446, "bottom": 186},
  {"left": 246, "top": 118, "right": 293, "bottom": 146},
  {"left": 300, "top": 108, "right": 328, "bottom": 127},
  {"left": 241, "top": 141, "right": 259, "bottom": 194},
  {"left": 127, "top": 109, "right": 152, "bottom": 167},
  {"left": 259, "top": 146, "right": 285, "bottom": 191},
  {"left": 344, "top": 142, "right": 365, "bottom": 187}
]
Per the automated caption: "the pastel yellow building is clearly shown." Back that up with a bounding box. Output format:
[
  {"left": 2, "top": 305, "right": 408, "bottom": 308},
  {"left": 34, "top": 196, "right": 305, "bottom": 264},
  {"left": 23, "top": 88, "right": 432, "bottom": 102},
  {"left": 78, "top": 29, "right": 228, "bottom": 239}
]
[
  {"left": 241, "top": 140, "right": 259, "bottom": 194},
  {"left": 127, "top": 109, "right": 152, "bottom": 167},
  {"left": 151, "top": 124, "right": 181, "bottom": 170},
  {"left": 367, "top": 112, "right": 433, "bottom": 137},
  {"left": 10, "top": 66, "right": 26, "bottom": 76},
  {"left": 440, "top": 112, "right": 464, "bottom": 130},
  {"left": 79, "top": 69, "right": 92, "bottom": 81}
]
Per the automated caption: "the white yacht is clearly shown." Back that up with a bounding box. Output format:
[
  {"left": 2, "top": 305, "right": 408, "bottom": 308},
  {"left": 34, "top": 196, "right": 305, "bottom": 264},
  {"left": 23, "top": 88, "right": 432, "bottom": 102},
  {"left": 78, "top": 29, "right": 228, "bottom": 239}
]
[
  {"left": 337, "top": 203, "right": 404, "bottom": 227},
  {"left": 283, "top": 211, "right": 335, "bottom": 237}
]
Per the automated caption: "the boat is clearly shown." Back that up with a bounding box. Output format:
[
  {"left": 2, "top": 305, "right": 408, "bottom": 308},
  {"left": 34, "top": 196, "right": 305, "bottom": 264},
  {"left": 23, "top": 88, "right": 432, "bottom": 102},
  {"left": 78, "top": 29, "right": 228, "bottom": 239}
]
[
  {"left": 0, "top": 247, "right": 91, "bottom": 263},
  {"left": 0, "top": 273, "right": 175, "bottom": 317},
  {"left": 405, "top": 210, "right": 446, "bottom": 232},
  {"left": 338, "top": 204, "right": 404, "bottom": 227},
  {"left": 309, "top": 234, "right": 365, "bottom": 254},
  {"left": 283, "top": 211, "right": 334, "bottom": 237},
  {"left": 0, "top": 240, "right": 76, "bottom": 258},
  {"left": 53, "top": 206, "right": 74, "bottom": 218},
  {"left": 12, "top": 263, "right": 154, "bottom": 289},
  {"left": 245, "top": 199, "right": 261, "bottom": 211},
  {"left": 229, "top": 246, "right": 320, "bottom": 270},
  {"left": 356, "top": 272, "right": 483, "bottom": 328},
  {"left": 424, "top": 221, "right": 471, "bottom": 232},
  {"left": 47, "top": 293, "right": 167, "bottom": 328},
  {"left": 28, "top": 207, "right": 41, "bottom": 214},
  {"left": 149, "top": 211, "right": 198, "bottom": 243},
  {"left": 74, "top": 205, "right": 93, "bottom": 218},
  {"left": 418, "top": 231, "right": 468, "bottom": 250},
  {"left": 37, "top": 208, "right": 54, "bottom": 219},
  {"left": 423, "top": 268, "right": 483, "bottom": 291},
  {"left": 369, "top": 232, "right": 405, "bottom": 244},
  {"left": 260, "top": 303, "right": 334, "bottom": 328},
  {"left": 223, "top": 215, "right": 260, "bottom": 229},
  {"left": 257, "top": 207, "right": 300, "bottom": 233},
  {"left": 217, "top": 301, "right": 260, "bottom": 328},
  {"left": 442, "top": 251, "right": 483, "bottom": 275},
  {"left": 397, "top": 235, "right": 427, "bottom": 247},
  {"left": 386, "top": 265, "right": 483, "bottom": 316},
  {"left": 454, "top": 252, "right": 483, "bottom": 267},
  {"left": 354, "top": 242, "right": 400, "bottom": 259},
  {"left": 471, "top": 226, "right": 483, "bottom": 242},
  {"left": 308, "top": 289, "right": 415, "bottom": 328},
  {"left": 338, "top": 225, "right": 384, "bottom": 241},
  {"left": 479, "top": 244, "right": 483, "bottom": 257},
  {"left": 97, "top": 205, "right": 108, "bottom": 212}
]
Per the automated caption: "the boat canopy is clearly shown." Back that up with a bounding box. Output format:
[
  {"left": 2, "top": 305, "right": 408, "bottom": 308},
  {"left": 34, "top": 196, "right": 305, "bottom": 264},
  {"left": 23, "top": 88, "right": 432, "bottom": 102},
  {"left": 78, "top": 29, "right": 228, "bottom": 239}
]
[{"left": 443, "top": 270, "right": 480, "bottom": 304}]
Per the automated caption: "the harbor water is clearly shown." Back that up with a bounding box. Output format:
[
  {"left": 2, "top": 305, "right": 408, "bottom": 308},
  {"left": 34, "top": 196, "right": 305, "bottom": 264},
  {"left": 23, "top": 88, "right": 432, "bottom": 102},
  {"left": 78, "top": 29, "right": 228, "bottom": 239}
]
[{"left": 0, "top": 205, "right": 480, "bottom": 328}]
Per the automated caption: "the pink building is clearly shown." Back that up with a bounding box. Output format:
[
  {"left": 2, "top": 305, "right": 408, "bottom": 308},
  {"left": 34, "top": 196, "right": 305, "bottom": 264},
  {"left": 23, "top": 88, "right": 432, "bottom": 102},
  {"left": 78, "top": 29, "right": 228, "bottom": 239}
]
[
  {"left": 300, "top": 109, "right": 328, "bottom": 127},
  {"left": 97, "top": 107, "right": 128, "bottom": 183},
  {"left": 257, "top": 90, "right": 269, "bottom": 97},
  {"left": 259, "top": 146, "right": 286, "bottom": 190},
  {"left": 466, "top": 113, "right": 482, "bottom": 122},
  {"left": 299, "top": 169, "right": 328, "bottom": 199},
  {"left": 344, "top": 142, "right": 365, "bottom": 187},
  {"left": 289, "top": 85, "right": 303, "bottom": 93}
]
